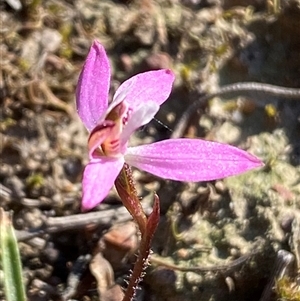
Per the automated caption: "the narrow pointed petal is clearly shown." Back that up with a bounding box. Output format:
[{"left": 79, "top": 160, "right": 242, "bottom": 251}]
[
  {"left": 76, "top": 41, "right": 110, "bottom": 131},
  {"left": 120, "top": 102, "right": 160, "bottom": 145},
  {"left": 125, "top": 139, "right": 263, "bottom": 182},
  {"left": 112, "top": 70, "right": 175, "bottom": 110},
  {"left": 81, "top": 157, "right": 124, "bottom": 211}
]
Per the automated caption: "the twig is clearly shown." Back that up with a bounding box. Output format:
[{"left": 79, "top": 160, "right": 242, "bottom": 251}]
[
  {"left": 0, "top": 184, "right": 151, "bottom": 241},
  {"left": 60, "top": 254, "right": 92, "bottom": 301},
  {"left": 151, "top": 247, "right": 260, "bottom": 274},
  {"left": 15, "top": 204, "right": 152, "bottom": 241},
  {"left": 171, "top": 82, "right": 300, "bottom": 138}
]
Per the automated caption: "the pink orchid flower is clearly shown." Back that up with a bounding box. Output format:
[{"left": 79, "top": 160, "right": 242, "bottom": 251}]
[{"left": 76, "top": 40, "right": 263, "bottom": 211}]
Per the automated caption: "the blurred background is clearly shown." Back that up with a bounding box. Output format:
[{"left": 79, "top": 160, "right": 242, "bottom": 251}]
[{"left": 1, "top": 0, "right": 300, "bottom": 300}]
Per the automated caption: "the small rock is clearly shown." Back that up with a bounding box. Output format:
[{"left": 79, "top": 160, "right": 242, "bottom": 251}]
[{"left": 140, "top": 52, "right": 172, "bottom": 71}]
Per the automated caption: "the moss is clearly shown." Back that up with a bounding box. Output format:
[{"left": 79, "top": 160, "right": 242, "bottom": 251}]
[
  {"left": 0, "top": 118, "right": 17, "bottom": 131},
  {"left": 26, "top": 173, "right": 44, "bottom": 190},
  {"left": 276, "top": 277, "right": 300, "bottom": 301}
]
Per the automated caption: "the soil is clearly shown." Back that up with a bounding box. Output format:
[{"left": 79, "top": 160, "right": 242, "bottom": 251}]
[{"left": 1, "top": 0, "right": 300, "bottom": 300}]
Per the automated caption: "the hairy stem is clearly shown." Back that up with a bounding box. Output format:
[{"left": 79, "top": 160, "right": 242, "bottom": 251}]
[
  {"left": 115, "top": 164, "right": 147, "bottom": 234},
  {"left": 122, "top": 195, "right": 160, "bottom": 301},
  {"left": 115, "top": 165, "right": 160, "bottom": 301}
]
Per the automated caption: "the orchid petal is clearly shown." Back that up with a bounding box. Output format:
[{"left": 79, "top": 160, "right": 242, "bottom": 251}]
[
  {"left": 81, "top": 157, "right": 124, "bottom": 211},
  {"left": 112, "top": 69, "right": 175, "bottom": 110},
  {"left": 125, "top": 139, "right": 263, "bottom": 181},
  {"left": 76, "top": 41, "right": 110, "bottom": 131},
  {"left": 120, "top": 101, "right": 160, "bottom": 145}
]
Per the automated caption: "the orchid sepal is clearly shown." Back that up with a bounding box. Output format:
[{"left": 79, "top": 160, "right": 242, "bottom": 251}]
[{"left": 125, "top": 138, "right": 263, "bottom": 182}]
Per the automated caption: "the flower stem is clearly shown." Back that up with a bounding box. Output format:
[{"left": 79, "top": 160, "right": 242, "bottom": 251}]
[
  {"left": 115, "top": 164, "right": 147, "bottom": 234},
  {"left": 122, "top": 195, "right": 160, "bottom": 301},
  {"left": 115, "top": 165, "right": 160, "bottom": 301}
]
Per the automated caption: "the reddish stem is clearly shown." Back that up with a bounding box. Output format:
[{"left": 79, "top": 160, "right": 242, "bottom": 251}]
[
  {"left": 115, "top": 164, "right": 147, "bottom": 234},
  {"left": 122, "top": 195, "right": 160, "bottom": 301},
  {"left": 115, "top": 165, "right": 160, "bottom": 301}
]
